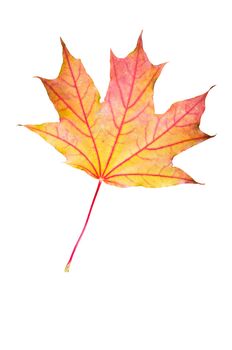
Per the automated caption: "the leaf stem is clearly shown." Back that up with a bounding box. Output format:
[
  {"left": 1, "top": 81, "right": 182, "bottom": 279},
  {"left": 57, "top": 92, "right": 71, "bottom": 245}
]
[{"left": 64, "top": 180, "right": 102, "bottom": 272}]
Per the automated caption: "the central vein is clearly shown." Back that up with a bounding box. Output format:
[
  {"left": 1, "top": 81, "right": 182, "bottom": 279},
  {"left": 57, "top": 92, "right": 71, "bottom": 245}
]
[{"left": 102, "top": 46, "right": 140, "bottom": 177}]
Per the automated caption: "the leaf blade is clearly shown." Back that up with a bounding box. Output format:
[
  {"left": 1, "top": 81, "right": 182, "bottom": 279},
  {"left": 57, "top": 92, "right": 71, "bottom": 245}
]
[{"left": 25, "top": 34, "right": 213, "bottom": 189}]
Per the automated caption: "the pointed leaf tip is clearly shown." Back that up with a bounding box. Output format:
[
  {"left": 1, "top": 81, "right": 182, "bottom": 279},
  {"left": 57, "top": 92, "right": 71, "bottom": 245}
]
[
  {"left": 207, "top": 133, "right": 216, "bottom": 139},
  {"left": 110, "top": 48, "right": 116, "bottom": 59},
  {"left": 209, "top": 84, "right": 216, "bottom": 90},
  {"left": 137, "top": 31, "right": 143, "bottom": 48},
  {"left": 33, "top": 75, "right": 46, "bottom": 83},
  {"left": 60, "top": 37, "right": 65, "bottom": 47},
  {"left": 205, "top": 85, "right": 216, "bottom": 95},
  {"left": 196, "top": 181, "right": 206, "bottom": 185},
  {"left": 60, "top": 37, "right": 71, "bottom": 57}
]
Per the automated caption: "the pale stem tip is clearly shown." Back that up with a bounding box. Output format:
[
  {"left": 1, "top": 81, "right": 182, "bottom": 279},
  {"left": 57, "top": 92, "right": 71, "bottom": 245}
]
[{"left": 64, "top": 263, "right": 70, "bottom": 272}]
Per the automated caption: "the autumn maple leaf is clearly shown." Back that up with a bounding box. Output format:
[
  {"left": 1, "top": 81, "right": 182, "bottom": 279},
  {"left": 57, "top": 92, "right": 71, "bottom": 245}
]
[{"left": 22, "top": 33, "right": 213, "bottom": 271}]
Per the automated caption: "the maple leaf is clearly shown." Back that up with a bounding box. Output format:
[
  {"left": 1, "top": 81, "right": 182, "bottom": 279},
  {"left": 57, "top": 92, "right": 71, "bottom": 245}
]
[{"left": 22, "top": 34, "right": 213, "bottom": 271}]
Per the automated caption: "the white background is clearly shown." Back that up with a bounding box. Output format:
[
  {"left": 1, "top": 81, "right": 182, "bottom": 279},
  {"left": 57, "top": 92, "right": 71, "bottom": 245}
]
[{"left": 1, "top": 0, "right": 232, "bottom": 349}]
